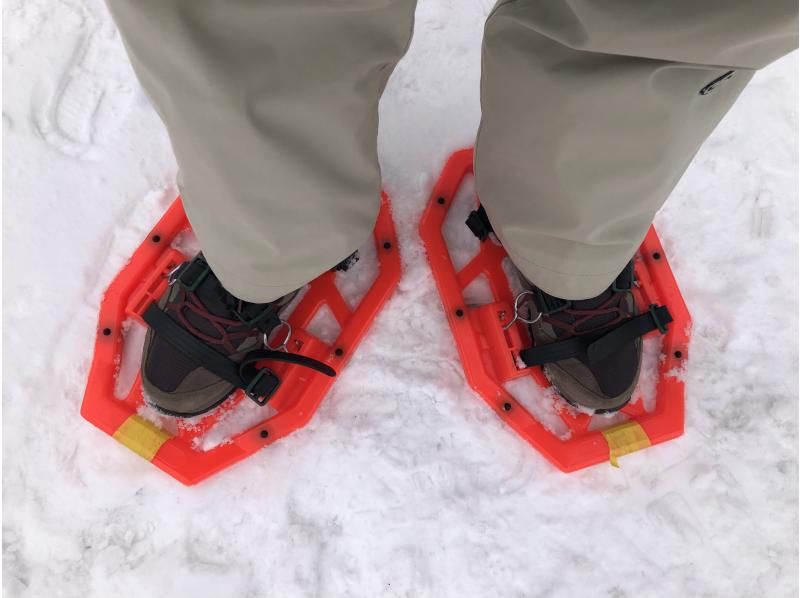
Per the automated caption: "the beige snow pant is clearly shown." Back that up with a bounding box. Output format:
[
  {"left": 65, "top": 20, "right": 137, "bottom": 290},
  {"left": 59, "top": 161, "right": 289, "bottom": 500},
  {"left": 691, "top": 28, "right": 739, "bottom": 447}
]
[{"left": 105, "top": 0, "right": 797, "bottom": 301}]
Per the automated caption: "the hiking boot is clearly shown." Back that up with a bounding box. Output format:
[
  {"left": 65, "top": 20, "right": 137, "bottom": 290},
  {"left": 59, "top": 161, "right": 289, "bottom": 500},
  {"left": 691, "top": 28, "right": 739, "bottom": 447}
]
[
  {"left": 463, "top": 204, "right": 672, "bottom": 413},
  {"left": 140, "top": 253, "right": 299, "bottom": 417},
  {"left": 520, "top": 263, "right": 649, "bottom": 413}
]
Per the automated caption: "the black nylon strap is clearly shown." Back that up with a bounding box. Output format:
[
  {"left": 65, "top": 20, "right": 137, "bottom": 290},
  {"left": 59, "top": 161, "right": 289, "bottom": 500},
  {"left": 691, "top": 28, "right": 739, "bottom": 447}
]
[
  {"left": 143, "top": 304, "right": 336, "bottom": 404},
  {"left": 612, "top": 261, "right": 634, "bottom": 291},
  {"left": 466, "top": 205, "right": 494, "bottom": 241},
  {"left": 520, "top": 304, "right": 673, "bottom": 368},
  {"left": 144, "top": 304, "right": 245, "bottom": 387},
  {"left": 230, "top": 302, "right": 280, "bottom": 334},
  {"left": 588, "top": 305, "right": 672, "bottom": 363},
  {"left": 175, "top": 255, "right": 211, "bottom": 291},
  {"left": 239, "top": 351, "right": 336, "bottom": 378},
  {"left": 520, "top": 335, "right": 592, "bottom": 366},
  {"left": 177, "top": 254, "right": 281, "bottom": 335}
]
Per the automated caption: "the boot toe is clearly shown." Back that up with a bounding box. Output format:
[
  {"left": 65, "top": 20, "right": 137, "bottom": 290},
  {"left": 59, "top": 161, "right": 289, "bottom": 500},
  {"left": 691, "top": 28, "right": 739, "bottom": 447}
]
[
  {"left": 141, "top": 329, "right": 235, "bottom": 417},
  {"left": 544, "top": 338, "right": 642, "bottom": 413}
]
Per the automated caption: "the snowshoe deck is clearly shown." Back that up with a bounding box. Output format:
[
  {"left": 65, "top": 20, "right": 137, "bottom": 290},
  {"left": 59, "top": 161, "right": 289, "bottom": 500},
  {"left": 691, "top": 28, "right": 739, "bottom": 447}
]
[
  {"left": 82, "top": 194, "right": 401, "bottom": 485},
  {"left": 420, "top": 149, "right": 691, "bottom": 471}
]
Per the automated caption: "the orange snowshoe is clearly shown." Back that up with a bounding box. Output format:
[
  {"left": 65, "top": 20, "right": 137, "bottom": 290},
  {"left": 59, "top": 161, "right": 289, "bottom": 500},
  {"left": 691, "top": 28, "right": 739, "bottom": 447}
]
[
  {"left": 82, "top": 194, "right": 401, "bottom": 485},
  {"left": 420, "top": 149, "right": 691, "bottom": 471}
]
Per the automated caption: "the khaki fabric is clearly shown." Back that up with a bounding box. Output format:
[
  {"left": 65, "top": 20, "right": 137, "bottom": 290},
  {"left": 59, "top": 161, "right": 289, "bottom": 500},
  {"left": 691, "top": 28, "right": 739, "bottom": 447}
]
[
  {"left": 104, "top": 0, "right": 417, "bottom": 301},
  {"left": 476, "top": 0, "right": 797, "bottom": 298},
  {"left": 106, "top": 0, "right": 797, "bottom": 301}
]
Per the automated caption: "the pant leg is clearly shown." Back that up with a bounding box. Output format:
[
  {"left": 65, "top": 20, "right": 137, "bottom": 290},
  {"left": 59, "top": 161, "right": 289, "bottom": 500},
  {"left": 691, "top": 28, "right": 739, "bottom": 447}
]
[
  {"left": 476, "top": 0, "right": 798, "bottom": 300},
  {"left": 104, "top": 0, "right": 417, "bottom": 302}
]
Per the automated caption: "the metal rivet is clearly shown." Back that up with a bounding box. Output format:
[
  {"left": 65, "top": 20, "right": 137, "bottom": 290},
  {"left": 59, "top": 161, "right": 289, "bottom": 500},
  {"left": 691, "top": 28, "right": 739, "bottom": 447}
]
[
  {"left": 102, "top": 328, "right": 112, "bottom": 336},
  {"left": 335, "top": 347, "right": 344, "bottom": 356},
  {"left": 652, "top": 252, "right": 661, "bottom": 260},
  {"left": 383, "top": 241, "right": 392, "bottom": 250},
  {"left": 152, "top": 235, "right": 161, "bottom": 243},
  {"left": 437, "top": 197, "right": 446, "bottom": 205},
  {"left": 259, "top": 430, "right": 269, "bottom": 439},
  {"left": 502, "top": 402, "right": 512, "bottom": 412},
  {"left": 674, "top": 350, "right": 683, "bottom": 359},
  {"left": 455, "top": 309, "right": 464, "bottom": 318}
]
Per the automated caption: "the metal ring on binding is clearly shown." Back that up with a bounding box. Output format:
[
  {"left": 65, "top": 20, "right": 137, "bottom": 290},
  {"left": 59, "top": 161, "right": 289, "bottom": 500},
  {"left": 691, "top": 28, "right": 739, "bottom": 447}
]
[
  {"left": 264, "top": 320, "right": 292, "bottom": 352},
  {"left": 503, "top": 290, "right": 542, "bottom": 330}
]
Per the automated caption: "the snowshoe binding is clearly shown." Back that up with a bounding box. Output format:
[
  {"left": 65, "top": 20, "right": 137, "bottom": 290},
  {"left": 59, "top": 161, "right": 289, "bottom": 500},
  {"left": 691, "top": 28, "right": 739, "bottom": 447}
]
[
  {"left": 81, "top": 194, "right": 400, "bottom": 485},
  {"left": 140, "top": 253, "right": 334, "bottom": 417},
  {"left": 519, "top": 262, "right": 673, "bottom": 414},
  {"left": 469, "top": 205, "right": 672, "bottom": 414},
  {"left": 420, "top": 149, "right": 691, "bottom": 471}
]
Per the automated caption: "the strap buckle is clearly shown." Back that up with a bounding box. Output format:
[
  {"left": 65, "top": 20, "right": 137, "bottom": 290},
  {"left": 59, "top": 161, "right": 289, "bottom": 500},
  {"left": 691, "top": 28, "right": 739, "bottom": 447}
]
[
  {"left": 648, "top": 304, "right": 669, "bottom": 334},
  {"left": 175, "top": 257, "right": 211, "bottom": 292},
  {"left": 233, "top": 303, "right": 280, "bottom": 333},
  {"left": 244, "top": 368, "right": 281, "bottom": 406},
  {"left": 612, "top": 261, "right": 635, "bottom": 292}
]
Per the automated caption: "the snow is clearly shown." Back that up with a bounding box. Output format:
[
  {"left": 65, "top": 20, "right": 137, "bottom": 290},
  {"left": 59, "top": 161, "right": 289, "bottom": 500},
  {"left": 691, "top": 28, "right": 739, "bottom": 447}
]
[
  {"left": 113, "top": 319, "right": 146, "bottom": 399},
  {"left": 3, "top": 0, "right": 798, "bottom": 595},
  {"left": 335, "top": 237, "right": 379, "bottom": 311},
  {"left": 503, "top": 378, "right": 571, "bottom": 440}
]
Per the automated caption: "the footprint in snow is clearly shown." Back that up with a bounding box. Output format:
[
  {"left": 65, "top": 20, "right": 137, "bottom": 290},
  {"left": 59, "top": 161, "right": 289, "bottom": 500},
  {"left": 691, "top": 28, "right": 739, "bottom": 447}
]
[{"left": 32, "top": 21, "right": 135, "bottom": 159}]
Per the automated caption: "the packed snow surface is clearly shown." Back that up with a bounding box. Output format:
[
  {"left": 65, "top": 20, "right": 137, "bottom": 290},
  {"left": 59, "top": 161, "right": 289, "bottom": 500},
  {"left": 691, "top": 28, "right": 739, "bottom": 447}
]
[{"left": 3, "top": 0, "right": 798, "bottom": 596}]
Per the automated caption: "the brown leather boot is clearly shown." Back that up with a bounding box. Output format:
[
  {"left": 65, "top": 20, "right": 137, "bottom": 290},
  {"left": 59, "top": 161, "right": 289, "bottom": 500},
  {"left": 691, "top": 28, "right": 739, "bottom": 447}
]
[
  {"left": 520, "top": 262, "right": 671, "bottom": 413},
  {"left": 140, "top": 254, "right": 332, "bottom": 417}
]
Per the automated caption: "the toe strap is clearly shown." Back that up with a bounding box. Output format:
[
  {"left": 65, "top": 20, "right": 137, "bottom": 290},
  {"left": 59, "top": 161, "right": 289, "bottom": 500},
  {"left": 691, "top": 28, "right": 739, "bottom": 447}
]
[
  {"left": 520, "top": 304, "right": 672, "bottom": 368},
  {"left": 143, "top": 304, "right": 335, "bottom": 406}
]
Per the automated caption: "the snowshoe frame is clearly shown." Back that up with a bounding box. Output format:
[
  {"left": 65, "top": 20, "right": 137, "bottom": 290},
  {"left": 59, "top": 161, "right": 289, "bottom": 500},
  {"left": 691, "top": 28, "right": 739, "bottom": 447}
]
[
  {"left": 420, "top": 149, "right": 691, "bottom": 471},
  {"left": 82, "top": 194, "right": 401, "bottom": 485}
]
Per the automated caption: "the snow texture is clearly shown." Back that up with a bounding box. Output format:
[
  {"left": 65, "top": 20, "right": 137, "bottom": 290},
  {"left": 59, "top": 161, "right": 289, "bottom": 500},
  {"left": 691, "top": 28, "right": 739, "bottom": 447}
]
[{"left": 3, "top": 0, "right": 798, "bottom": 595}]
